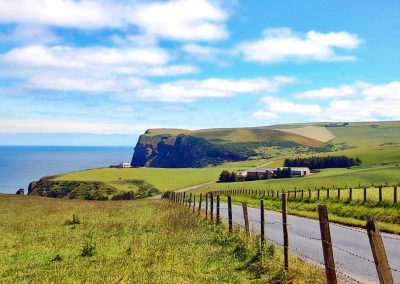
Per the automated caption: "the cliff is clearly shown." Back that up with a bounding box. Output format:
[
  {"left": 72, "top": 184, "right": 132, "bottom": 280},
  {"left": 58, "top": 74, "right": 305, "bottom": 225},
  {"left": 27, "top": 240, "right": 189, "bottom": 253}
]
[{"left": 131, "top": 133, "right": 250, "bottom": 168}]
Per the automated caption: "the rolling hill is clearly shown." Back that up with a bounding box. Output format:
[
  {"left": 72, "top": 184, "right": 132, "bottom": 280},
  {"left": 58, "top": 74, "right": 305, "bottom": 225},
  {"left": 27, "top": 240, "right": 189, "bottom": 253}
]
[{"left": 131, "top": 121, "right": 400, "bottom": 168}]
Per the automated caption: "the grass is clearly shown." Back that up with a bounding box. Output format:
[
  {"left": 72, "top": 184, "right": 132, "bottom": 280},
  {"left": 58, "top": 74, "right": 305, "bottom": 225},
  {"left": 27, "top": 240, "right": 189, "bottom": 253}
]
[
  {"left": 215, "top": 194, "right": 400, "bottom": 234},
  {"left": 192, "top": 165, "right": 400, "bottom": 194},
  {"left": 54, "top": 167, "right": 223, "bottom": 193},
  {"left": 51, "top": 159, "right": 276, "bottom": 194},
  {"left": 0, "top": 195, "right": 325, "bottom": 283}
]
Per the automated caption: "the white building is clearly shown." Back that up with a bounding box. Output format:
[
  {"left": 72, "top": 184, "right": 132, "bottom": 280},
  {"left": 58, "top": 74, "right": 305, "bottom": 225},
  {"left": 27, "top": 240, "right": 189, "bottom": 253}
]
[{"left": 118, "top": 162, "right": 132, "bottom": 168}]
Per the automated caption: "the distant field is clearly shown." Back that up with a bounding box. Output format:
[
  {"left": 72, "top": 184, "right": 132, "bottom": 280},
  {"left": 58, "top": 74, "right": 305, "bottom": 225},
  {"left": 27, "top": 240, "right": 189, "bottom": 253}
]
[
  {"left": 53, "top": 160, "right": 270, "bottom": 193},
  {"left": 192, "top": 165, "right": 400, "bottom": 194},
  {"left": 0, "top": 195, "right": 324, "bottom": 283},
  {"left": 276, "top": 126, "right": 336, "bottom": 142},
  {"left": 54, "top": 168, "right": 223, "bottom": 192}
]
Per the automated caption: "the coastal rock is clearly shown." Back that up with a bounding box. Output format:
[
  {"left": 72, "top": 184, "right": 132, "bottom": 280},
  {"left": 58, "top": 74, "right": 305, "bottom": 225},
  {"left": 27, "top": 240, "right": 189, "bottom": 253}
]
[
  {"left": 16, "top": 188, "right": 24, "bottom": 195},
  {"left": 131, "top": 132, "right": 248, "bottom": 168},
  {"left": 27, "top": 181, "right": 39, "bottom": 195}
]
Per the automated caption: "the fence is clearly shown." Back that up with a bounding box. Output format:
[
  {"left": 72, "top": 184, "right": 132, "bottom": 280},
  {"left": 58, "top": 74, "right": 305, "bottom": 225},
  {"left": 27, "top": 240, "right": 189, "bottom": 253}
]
[
  {"left": 211, "top": 186, "right": 399, "bottom": 205},
  {"left": 164, "top": 191, "right": 400, "bottom": 284}
]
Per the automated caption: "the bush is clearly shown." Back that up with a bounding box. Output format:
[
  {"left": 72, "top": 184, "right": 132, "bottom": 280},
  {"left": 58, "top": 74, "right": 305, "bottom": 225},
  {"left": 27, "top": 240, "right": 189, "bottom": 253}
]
[
  {"left": 64, "top": 214, "right": 81, "bottom": 225},
  {"left": 81, "top": 235, "right": 96, "bottom": 257}
]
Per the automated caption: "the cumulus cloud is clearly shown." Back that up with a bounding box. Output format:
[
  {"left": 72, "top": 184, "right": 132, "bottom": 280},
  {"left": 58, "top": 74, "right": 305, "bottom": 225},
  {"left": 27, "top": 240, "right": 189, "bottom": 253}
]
[
  {"left": 253, "top": 81, "right": 400, "bottom": 122},
  {"left": 0, "top": 0, "right": 228, "bottom": 41},
  {"left": 0, "top": 118, "right": 143, "bottom": 134},
  {"left": 0, "top": 44, "right": 199, "bottom": 92},
  {"left": 238, "top": 27, "right": 361, "bottom": 63},
  {"left": 0, "top": 25, "right": 61, "bottom": 44},
  {"left": 137, "top": 76, "right": 296, "bottom": 103}
]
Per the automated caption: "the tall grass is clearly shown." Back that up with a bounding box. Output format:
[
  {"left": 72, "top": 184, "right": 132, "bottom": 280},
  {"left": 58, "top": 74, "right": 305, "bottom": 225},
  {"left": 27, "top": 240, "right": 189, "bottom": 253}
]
[{"left": 0, "top": 195, "right": 324, "bottom": 283}]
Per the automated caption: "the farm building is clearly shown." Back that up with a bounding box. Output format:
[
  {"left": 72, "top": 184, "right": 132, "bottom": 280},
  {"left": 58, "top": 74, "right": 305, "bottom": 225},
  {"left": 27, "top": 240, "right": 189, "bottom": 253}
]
[
  {"left": 240, "top": 167, "right": 311, "bottom": 178},
  {"left": 246, "top": 168, "right": 276, "bottom": 179},
  {"left": 277, "top": 167, "right": 310, "bottom": 176}
]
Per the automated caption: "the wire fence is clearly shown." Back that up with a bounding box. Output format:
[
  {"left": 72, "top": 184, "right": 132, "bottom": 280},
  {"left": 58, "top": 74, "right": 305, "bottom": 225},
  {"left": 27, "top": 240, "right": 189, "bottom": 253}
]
[{"left": 164, "top": 191, "right": 400, "bottom": 284}]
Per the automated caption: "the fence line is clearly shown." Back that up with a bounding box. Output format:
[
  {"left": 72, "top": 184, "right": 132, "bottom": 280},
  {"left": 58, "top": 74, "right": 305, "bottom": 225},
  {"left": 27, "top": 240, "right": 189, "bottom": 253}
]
[
  {"left": 165, "top": 191, "right": 397, "bottom": 284},
  {"left": 212, "top": 185, "right": 400, "bottom": 206}
]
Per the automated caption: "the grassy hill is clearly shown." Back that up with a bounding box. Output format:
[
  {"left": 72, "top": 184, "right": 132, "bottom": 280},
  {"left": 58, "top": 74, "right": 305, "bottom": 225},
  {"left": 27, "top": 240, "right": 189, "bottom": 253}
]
[
  {"left": 0, "top": 195, "right": 324, "bottom": 283},
  {"left": 134, "top": 121, "right": 400, "bottom": 168}
]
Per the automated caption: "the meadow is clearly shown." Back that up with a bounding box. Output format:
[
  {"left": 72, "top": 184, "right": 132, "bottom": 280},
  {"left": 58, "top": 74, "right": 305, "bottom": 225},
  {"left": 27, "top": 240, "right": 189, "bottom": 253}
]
[
  {"left": 52, "top": 159, "right": 269, "bottom": 193},
  {"left": 0, "top": 195, "right": 324, "bottom": 283}
]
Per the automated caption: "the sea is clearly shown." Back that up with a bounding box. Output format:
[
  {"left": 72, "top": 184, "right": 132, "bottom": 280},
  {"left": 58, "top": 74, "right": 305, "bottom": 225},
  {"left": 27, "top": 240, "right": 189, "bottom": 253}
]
[{"left": 0, "top": 146, "right": 134, "bottom": 194}]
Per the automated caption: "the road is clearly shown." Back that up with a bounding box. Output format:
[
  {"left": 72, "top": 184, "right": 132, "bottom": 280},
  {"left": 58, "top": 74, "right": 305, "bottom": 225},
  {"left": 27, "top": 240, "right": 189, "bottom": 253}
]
[{"left": 193, "top": 201, "right": 400, "bottom": 284}]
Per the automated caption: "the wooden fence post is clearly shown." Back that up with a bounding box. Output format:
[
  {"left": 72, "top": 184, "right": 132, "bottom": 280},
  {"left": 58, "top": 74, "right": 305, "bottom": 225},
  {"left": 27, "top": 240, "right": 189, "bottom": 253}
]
[
  {"left": 394, "top": 187, "right": 397, "bottom": 204},
  {"left": 193, "top": 195, "right": 196, "bottom": 213},
  {"left": 183, "top": 192, "right": 186, "bottom": 206},
  {"left": 349, "top": 188, "right": 353, "bottom": 201},
  {"left": 366, "top": 219, "right": 394, "bottom": 284},
  {"left": 228, "top": 196, "right": 233, "bottom": 233},
  {"left": 327, "top": 188, "right": 330, "bottom": 199},
  {"left": 205, "top": 193, "right": 208, "bottom": 218},
  {"left": 210, "top": 193, "right": 214, "bottom": 221},
  {"left": 318, "top": 205, "right": 337, "bottom": 284},
  {"left": 379, "top": 186, "right": 382, "bottom": 203},
  {"left": 301, "top": 190, "right": 304, "bottom": 199},
  {"left": 216, "top": 195, "right": 220, "bottom": 225},
  {"left": 309, "top": 189, "right": 311, "bottom": 199},
  {"left": 282, "top": 193, "right": 289, "bottom": 270},
  {"left": 318, "top": 189, "right": 320, "bottom": 200},
  {"left": 364, "top": 187, "right": 367, "bottom": 202},
  {"left": 242, "top": 202, "right": 250, "bottom": 236},
  {"left": 260, "top": 199, "right": 265, "bottom": 248},
  {"left": 338, "top": 189, "right": 341, "bottom": 200},
  {"left": 189, "top": 193, "right": 192, "bottom": 210},
  {"left": 198, "top": 193, "right": 203, "bottom": 215}
]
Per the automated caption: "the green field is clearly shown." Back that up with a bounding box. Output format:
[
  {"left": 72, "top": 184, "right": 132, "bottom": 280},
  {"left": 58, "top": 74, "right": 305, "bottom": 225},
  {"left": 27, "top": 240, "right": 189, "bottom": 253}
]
[
  {"left": 51, "top": 159, "right": 272, "bottom": 194},
  {"left": 0, "top": 195, "right": 324, "bottom": 283},
  {"left": 193, "top": 165, "right": 400, "bottom": 194}
]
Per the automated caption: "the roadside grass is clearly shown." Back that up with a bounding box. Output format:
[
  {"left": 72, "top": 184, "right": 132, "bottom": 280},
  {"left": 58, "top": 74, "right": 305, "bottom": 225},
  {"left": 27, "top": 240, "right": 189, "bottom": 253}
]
[
  {"left": 0, "top": 195, "right": 325, "bottom": 283},
  {"left": 214, "top": 194, "right": 400, "bottom": 234}
]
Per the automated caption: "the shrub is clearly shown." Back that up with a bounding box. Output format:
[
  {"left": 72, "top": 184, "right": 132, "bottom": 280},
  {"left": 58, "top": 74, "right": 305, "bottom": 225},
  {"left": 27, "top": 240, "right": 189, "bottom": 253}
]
[
  {"left": 64, "top": 214, "right": 81, "bottom": 225},
  {"left": 81, "top": 236, "right": 96, "bottom": 257}
]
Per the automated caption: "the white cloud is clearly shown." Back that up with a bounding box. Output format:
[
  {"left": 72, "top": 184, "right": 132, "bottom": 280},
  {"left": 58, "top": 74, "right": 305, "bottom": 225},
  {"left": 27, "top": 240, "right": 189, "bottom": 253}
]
[
  {"left": 145, "top": 65, "right": 200, "bottom": 77},
  {"left": 0, "top": 25, "right": 61, "bottom": 44},
  {"left": 133, "top": 0, "right": 228, "bottom": 41},
  {"left": 0, "top": 118, "right": 142, "bottom": 134},
  {"left": 295, "top": 85, "right": 358, "bottom": 99},
  {"left": 254, "top": 81, "right": 400, "bottom": 122},
  {"left": 238, "top": 27, "right": 361, "bottom": 63},
  {"left": 0, "top": 0, "right": 228, "bottom": 41},
  {"left": 0, "top": 44, "right": 200, "bottom": 92},
  {"left": 3, "top": 45, "right": 169, "bottom": 67},
  {"left": 137, "top": 76, "right": 295, "bottom": 103}
]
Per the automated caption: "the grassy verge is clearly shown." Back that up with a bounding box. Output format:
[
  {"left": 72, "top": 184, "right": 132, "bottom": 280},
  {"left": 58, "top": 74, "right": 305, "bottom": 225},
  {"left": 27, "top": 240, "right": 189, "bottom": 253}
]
[
  {"left": 215, "top": 195, "right": 400, "bottom": 234},
  {"left": 0, "top": 195, "right": 325, "bottom": 283}
]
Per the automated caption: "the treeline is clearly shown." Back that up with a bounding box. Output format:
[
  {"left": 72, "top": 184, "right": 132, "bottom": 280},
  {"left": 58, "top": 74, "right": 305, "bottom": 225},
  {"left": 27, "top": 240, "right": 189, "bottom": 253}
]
[{"left": 284, "top": 156, "right": 361, "bottom": 169}]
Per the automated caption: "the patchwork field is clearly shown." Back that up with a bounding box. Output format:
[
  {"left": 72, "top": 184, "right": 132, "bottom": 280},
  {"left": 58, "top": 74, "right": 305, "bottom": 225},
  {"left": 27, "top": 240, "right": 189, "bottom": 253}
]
[
  {"left": 276, "top": 126, "right": 336, "bottom": 142},
  {"left": 0, "top": 195, "right": 324, "bottom": 283}
]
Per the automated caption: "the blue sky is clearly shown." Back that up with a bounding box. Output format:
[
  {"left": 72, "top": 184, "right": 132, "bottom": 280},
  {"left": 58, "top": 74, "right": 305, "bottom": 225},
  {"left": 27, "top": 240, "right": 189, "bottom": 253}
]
[{"left": 0, "top": 0, "right": 399, "bottom": 146}]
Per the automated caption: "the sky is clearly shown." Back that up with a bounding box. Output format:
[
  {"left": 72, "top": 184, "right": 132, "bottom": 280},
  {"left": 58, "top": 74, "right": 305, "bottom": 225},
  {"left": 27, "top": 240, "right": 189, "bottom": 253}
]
[{"left": 0, "top": 0, "right": 399, "bottom": 146}]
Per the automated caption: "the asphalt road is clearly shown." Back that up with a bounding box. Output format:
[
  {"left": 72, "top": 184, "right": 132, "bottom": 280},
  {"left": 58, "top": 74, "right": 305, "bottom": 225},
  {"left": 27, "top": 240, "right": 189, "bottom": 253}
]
[{"left": 192, "top": 201, "right": 400, "bottom": 284}]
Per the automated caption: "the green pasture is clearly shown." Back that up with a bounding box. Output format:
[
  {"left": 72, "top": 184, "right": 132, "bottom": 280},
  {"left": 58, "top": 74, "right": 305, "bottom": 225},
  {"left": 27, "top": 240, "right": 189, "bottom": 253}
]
[
  {"left": 0, "top": 195, "right": 324, "bottom": 283},
  {"left": 193, "top": 165, "right": 400, "bottom": 194}
]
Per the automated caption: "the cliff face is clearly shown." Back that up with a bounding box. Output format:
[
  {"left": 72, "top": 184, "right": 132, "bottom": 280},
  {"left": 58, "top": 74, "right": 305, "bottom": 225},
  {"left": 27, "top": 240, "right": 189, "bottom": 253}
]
[{"left": 131, "top": 133, "right": 248, "bottom": 168}]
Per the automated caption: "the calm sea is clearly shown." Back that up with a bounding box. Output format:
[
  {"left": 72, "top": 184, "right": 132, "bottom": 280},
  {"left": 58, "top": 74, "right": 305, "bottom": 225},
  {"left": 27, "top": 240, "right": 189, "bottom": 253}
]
[{"left": 0, "top": 146, "right": 134, "bottom": 194}]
